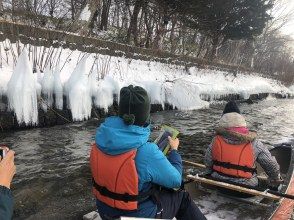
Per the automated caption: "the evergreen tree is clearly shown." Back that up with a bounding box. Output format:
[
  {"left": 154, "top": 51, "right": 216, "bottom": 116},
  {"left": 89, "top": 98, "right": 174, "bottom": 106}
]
[{"left": 176, "top": 0, "right": 273, "bottom": 60}]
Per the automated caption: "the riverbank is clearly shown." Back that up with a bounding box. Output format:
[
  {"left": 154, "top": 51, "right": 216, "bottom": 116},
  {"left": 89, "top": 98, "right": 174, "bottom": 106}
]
[
  {"left": 0, "top": 39, "right": 293, "bottom": 131},
  {"left": 0, "top": 92, "right": 291, "bottom": 131}
]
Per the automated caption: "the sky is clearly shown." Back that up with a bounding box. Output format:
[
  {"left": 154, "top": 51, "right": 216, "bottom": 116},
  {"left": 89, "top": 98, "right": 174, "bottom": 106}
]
[{"left": 274, "top": 0, "right": 294, "bottom": 39}]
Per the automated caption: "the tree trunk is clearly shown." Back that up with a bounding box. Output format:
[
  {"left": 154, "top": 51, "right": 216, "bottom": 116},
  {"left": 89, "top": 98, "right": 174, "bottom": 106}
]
[
  {"left": 205, "top": 35, "right": 219, "bottom": 61},
  {"left": 33, "top": 0, "right": 37, "bottom": 13},
  {"left": 197, "top": 35, "right": 206, "bottom": 58},
  {"left": 170, "top": 17, "right": 177, "bottom": 53},
  {"left": 49, "top": 0, "right": 54, "bottom": 17},
  {"left": 87, "top": 0, "right": 101, "bottom": 33},
  {"left": 210, "top": 37, "right": 218, "bottom": 60},
  {"left": 137, "top": 7, "right": 145, "bottom": 47},
  {"left": 144, "top": 5, "right": 152, "bottom": 48},
  {"left": 122, "top": 2, "right": 129, "bottom": 30},
  {"left": 99, "top": 0, "right": 112, "bottom": 31},
  {"left": 0, "top": 0, "right": 3, "bottom": 12},
  {"left": 89, "top": 9, "right": 99, "bottom": 33},
  {"left": 126, "top": 0, "right": 143, "bottom": 44},
  {"left": 180, "top": 25, "right": 187, "bottom": 54},
  {"left": 153, "top": 17, "right": 166, "bottom": 50},
  {"left": 115, "top": 0, "right": 120, "bottom": 28},
  {"left": 250, "top": 41, "right": 257, "bottom": 69},
  {"left": 71, "top": 0, "right": 75, "bottom": 21}
]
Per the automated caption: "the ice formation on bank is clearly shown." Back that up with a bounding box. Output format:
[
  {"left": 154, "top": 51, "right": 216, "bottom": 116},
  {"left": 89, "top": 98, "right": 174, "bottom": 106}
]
[
  {"left": 53, "top": 64, "right": 63, "bottom": 110},
  {"left": 94, "top": 76, "right": 120, "bottom": 111},
  {"left": 65, "top": 57, "right": 92, "bottom": 121},
  {"left": 6, "top": 48, "right": 38, "bottom": 125},
  {"left": 0, "top": 71, "right": 10, "bottom": 96},
  {"left": 166, "top": 80, "right": 209, "bottom": 110},
  {"left": 138, "top": 81, "right": 166, "bottom": 108},
  {"left": 0, "top": 39, "right": 292, "bottom": 125},
  {"left": 41, "top": 66, "right": 54, "bottom": 109}
]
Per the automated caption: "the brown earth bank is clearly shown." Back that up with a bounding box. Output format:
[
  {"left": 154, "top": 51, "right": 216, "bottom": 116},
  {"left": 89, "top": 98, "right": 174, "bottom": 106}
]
[{"left": 0, "top": 20, "right": 259, "bottom": 76}]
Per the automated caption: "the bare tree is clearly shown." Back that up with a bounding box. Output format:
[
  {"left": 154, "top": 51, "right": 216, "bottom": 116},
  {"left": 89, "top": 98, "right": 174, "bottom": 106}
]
[{"left": 99, "top": 0, "right": 111, "bottom": 30}]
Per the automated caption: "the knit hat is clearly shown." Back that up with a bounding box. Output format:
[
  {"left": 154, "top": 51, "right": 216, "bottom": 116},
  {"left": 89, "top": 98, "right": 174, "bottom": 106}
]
[
  {"left": 219, "top": 112, "right": 247, "bottom": 128},
  {"left": 223, "top": 101, "right": 241, "bottom": 115},
  {"left": 119, "top": 85, "right": 151, "bottom": 126}
]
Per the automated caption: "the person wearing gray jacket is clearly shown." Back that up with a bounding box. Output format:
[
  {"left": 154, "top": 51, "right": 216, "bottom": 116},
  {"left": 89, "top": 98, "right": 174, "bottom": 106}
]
[{"left": 204, "top": 101, "right": 281, "bottom": 188}]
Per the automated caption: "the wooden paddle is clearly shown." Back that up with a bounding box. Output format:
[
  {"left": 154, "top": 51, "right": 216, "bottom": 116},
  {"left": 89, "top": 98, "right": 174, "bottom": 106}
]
[
  {"left": 187, "top": 174, "right": 280, "bottom": 200},
  {"left": 187, "top": 174, "right": 294, "bottom": 200},
  {"left": 183, "top": 160, "right": 268, "bottom": 181}
]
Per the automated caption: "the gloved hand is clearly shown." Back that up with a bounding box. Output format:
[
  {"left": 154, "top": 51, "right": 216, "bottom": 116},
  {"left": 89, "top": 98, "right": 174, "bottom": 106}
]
[
  {"left": 268, "top": 174, "right": 283, "bottom": 191},
  {"left": 269, "top": 186, "right": 279, "bottom": 191}
]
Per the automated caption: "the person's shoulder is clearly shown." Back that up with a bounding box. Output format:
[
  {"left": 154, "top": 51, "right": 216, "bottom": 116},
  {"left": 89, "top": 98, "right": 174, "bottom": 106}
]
[
  {"left": 252, "top": 139, "right": 268, "bottom": 152},
  {"left": 138, "top": 142, "right": 159, "bottom": 153},
  {"left": 137, "top": 142, "right": 163, "bottom": 158},
  {"left": 252, "top": 139, "right": 263, "bottom": 146}
]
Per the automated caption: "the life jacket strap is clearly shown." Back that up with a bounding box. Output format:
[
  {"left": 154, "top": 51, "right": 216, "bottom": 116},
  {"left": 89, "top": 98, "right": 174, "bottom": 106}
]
[
  {"left": 212, "top": 160, "right": 257, "bottom": 174},
  {"left": 92, "top": 178, "right": 155, "bottom": 203}
]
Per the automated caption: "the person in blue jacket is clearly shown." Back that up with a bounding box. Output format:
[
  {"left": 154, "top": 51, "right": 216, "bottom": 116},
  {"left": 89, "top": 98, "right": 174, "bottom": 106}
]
[
  {"left": 0, "top": 147, "right": 16, "bottom": 220},
  {"left": 90, "top": 85, "right": 206, "bottom": 220}
]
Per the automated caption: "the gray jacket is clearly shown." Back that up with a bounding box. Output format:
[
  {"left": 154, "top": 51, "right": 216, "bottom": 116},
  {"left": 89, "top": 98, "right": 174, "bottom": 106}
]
[{"left": 204, "top": 128, "right": 281, "bottom": 187}]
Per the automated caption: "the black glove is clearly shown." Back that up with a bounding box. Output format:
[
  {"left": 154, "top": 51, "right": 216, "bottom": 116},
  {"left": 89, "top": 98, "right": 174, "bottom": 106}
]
[{"left": 269, "top": 186, "right": 279, "bottom": 191}]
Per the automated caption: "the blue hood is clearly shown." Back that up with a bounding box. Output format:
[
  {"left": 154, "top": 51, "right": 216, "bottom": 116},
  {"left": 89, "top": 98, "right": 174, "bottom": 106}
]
[{"left": 95, "top": 116, "right": 151, "bottom": 155}]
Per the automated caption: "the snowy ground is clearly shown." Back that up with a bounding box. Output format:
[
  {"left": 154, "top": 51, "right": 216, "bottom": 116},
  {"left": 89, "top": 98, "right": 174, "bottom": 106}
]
[{"left": 0, "top": 39, "right": 292, "bottom": 125}]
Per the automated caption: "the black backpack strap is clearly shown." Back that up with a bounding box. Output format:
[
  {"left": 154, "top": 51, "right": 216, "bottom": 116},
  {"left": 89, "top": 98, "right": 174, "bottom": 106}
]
[
  {"left": 92, "top": 178, "right": 155, "bottom": 203},
  {"left": 213, "top": 160, "right": 257, "bottom": 174}
]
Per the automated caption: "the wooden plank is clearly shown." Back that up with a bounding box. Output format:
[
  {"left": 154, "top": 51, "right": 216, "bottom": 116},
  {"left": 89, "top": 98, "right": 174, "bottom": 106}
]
[
  {"left": 270, "top": 173, "right": 294, "bottom": 220},
  {"left": 187, "top": 174, "right": 280, "bottom": 200},
  {"left": 183, "top": 160, "right": 206, "bottom": 168},
  {"left": 183, "top": 160, "right": 268, "bottom": 181}
]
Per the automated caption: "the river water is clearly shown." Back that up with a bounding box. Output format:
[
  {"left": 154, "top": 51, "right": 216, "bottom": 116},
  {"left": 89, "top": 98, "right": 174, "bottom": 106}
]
[{"left": 0, "top": 98, "right": 293, "bottom": 219}]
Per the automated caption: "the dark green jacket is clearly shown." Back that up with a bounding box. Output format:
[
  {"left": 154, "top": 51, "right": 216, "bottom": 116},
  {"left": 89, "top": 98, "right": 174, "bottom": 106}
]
[{"left": 0, "top": 186, "right": 13, "bottom": 220}]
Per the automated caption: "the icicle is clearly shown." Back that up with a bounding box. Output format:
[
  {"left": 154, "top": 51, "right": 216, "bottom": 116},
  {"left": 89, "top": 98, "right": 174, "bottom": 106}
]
[
  {"left": 7, "top": 48, "right": 38, "bottom": 125},
  {"left": 66, "top": 57, "right": 92, "bottom": 121},
  {"left": 41, "top": 65, "right": 54, "bottom": 110},
  {"left": 53, "top": 63, "right": 63, "bottom": 110},
  {"left": 88, "top": 65, "right": 99, "bottom": 99}
]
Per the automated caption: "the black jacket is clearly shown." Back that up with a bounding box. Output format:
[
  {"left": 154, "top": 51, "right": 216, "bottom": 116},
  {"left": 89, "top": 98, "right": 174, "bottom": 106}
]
[{"left": 0, "top": 186, "right": 13, "bottom": 220}]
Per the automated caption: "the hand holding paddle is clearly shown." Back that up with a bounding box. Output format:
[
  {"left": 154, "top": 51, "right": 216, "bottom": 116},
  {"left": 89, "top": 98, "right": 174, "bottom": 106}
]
[{"left": 168, "top": 136, "right": 180, "bottom": 151}]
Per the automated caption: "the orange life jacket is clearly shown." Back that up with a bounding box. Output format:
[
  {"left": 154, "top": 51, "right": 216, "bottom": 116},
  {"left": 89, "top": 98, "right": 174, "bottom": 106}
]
[
  {"left": 211, "top": 135, "right": 256, "bottom": 179},
  {"left": 90, "top": 143, "right": 152, "bottom": 211}
]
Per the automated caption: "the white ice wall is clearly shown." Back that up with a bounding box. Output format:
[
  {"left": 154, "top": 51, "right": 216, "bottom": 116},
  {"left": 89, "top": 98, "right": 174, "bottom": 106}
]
[{"left": 0, "top": 39, "right": 291, "bottom": 125}]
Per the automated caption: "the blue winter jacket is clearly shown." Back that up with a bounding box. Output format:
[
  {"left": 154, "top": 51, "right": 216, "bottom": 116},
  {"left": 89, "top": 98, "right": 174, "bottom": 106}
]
[{"left": 94, "top": 116, "right": 182, "bottom": 218}]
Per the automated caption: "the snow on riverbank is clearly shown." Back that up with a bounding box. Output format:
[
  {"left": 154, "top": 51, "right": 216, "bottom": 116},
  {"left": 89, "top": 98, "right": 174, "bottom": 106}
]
[
  {"left": 289, "top": 85, "right": 294, "bottom": 93},
  {"left": 0, "top": 39, "right": 292, "bottom": 125}
]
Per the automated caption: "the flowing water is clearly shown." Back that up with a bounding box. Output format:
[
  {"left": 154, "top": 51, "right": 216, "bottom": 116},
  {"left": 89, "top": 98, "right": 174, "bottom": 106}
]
[{"left": 0, "top": 98, "right": 294, "bottom": 220}]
